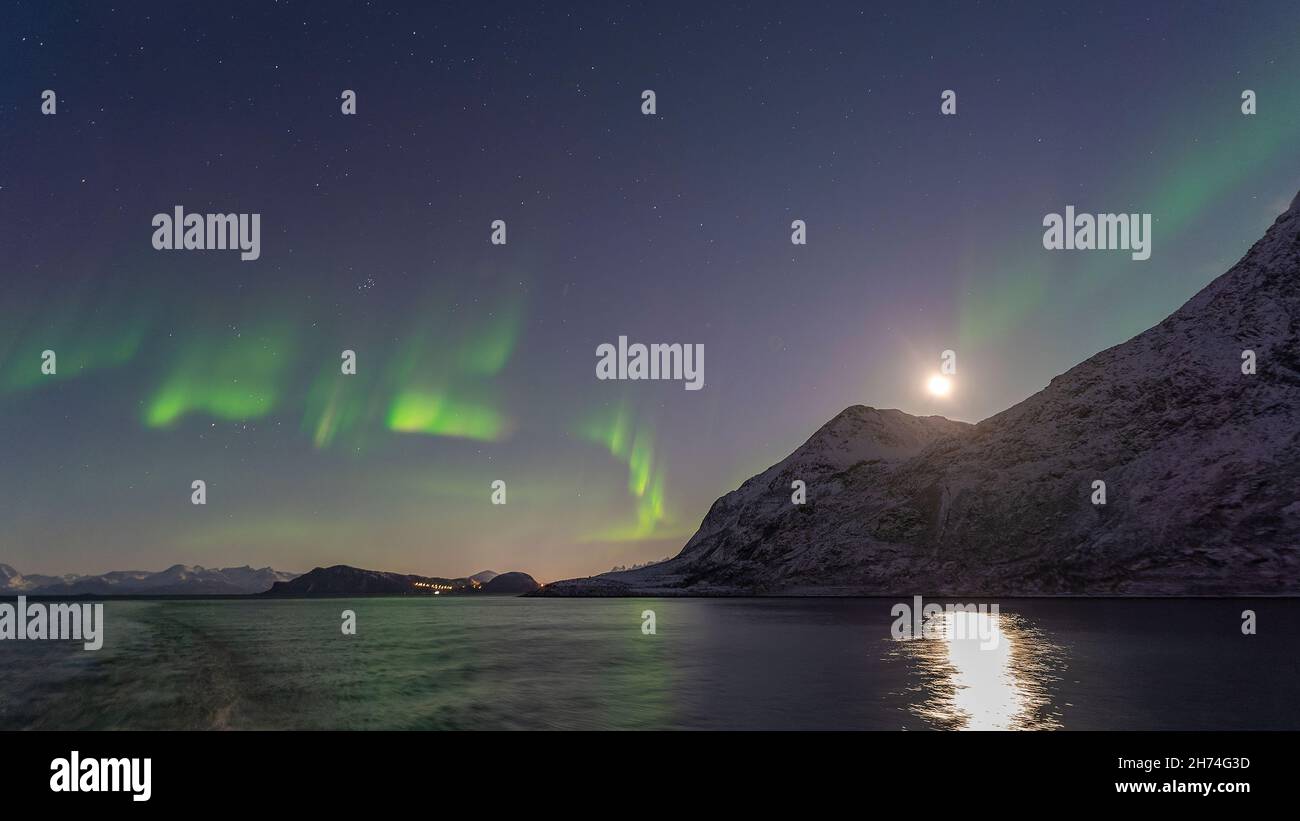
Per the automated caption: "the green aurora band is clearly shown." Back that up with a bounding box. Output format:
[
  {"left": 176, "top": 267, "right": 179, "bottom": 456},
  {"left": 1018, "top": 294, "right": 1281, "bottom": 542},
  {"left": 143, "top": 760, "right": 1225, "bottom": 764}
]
[
  {"left": 578, "top": 401, "right": 670, "bottom": 541},
  {"left": 958, "top": 66, "right": 1300, "bottom": 351}
]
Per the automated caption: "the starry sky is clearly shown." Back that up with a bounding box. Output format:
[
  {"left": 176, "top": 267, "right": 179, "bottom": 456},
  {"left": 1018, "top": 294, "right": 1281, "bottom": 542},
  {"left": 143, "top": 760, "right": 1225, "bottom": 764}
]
[{"left": 2, "top": 1, "right": 1298, "bottom": 580}]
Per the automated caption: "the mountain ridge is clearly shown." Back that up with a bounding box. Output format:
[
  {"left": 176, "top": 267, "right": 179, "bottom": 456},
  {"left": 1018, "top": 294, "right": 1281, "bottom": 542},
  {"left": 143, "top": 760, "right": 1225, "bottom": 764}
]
[
  {"left": 262, "top": 565, "right": 540, "bottom": 597},
  {"left": 537, "top": 191, "right": 1300, "bottom": 597},
  {"left": 0, "top": 563, "right": 299, "bottom": 596}
]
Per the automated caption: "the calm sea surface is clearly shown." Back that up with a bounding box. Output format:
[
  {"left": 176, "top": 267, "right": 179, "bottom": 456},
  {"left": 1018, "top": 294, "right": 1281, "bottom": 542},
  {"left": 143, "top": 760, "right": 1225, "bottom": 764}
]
[{"left": 1, "top": 598, "right": 1296, "bottom": 730}]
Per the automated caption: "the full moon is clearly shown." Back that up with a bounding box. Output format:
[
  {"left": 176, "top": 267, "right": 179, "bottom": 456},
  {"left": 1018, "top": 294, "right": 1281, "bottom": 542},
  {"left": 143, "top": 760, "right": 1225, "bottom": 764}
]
[{"left": 927, "top": 374, "right": 952, "bottom": 397}]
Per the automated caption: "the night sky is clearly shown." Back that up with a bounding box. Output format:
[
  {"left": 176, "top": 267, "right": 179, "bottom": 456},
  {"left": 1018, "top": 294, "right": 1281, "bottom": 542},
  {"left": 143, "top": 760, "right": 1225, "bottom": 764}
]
[{"left": 2, "top": 1, "right": 1298, "bottom": 580}]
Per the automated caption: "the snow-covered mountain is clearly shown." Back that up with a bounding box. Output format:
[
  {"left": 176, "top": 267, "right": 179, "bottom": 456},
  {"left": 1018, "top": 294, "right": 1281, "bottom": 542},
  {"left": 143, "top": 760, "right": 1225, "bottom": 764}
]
[
  {"left": 0, "top": 563, "right": 82, "bottom": 591},
  {"left": 0, "top": 564, "right": 25, "bottom": 589},
  {"left": 539, "top": 191, "right": 1300, "bottom": 596},
  {"left": 0, "top": 564, "right": 299, "bottom": 596}
]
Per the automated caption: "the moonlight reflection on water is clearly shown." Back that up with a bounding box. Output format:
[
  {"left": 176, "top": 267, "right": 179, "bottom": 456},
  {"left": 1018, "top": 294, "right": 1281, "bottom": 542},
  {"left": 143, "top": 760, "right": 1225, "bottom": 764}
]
[{"left": 893, "top": 609, "right": 1066, "bottom": 730}]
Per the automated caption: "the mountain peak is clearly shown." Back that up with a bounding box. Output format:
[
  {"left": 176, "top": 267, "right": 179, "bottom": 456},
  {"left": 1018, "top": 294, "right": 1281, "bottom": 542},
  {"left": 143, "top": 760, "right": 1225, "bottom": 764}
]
[{"left": 795, "top": 405, "right": 968, "bottom": 471}]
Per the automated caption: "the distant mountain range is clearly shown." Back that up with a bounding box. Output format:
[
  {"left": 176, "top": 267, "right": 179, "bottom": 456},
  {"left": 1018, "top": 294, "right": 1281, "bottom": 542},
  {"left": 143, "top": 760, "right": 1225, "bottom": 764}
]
[
  {"left": 538, "top": 190, "right": 1300, "bottom": 597},
  {"left": 1, "top": 563, "right": 541, "bottom": 598},
  {"left": 0, "top": 563, "right": 299, "bottom": 596},
  {"left": 262, "top": 565, "right": 539, "bottom": 597}
]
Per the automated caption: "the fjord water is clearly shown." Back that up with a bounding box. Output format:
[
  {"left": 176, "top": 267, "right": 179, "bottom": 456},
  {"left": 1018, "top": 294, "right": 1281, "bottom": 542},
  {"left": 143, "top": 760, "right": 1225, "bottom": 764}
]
[{"left": 1, "top": 598, "right": 1296, "bottom": 730}]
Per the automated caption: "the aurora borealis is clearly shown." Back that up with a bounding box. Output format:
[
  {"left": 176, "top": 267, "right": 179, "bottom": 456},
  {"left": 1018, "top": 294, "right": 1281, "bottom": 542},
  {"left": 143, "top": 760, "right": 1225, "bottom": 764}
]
[{"left": 2, "top": 1, "right": 1299, "bottom": 581}]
